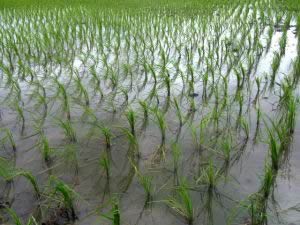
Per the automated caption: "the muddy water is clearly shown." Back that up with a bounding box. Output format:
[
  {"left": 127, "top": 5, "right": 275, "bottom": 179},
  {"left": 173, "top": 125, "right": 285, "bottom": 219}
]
[{"left": 0, "top": 5, "right": 300, "bottom": 225}]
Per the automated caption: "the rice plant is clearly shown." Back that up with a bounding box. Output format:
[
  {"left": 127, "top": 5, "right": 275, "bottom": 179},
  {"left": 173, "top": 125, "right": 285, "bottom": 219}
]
[
  {"left": 266, "top": 125, "right": 280, "bottom": 171},
  {"left": 153, "top": 107, "right": 167, "bottom": 145},
  {"left": 0, "top": 128, "right": 16, "bottom": 152},
  {"left": 38, "top": 134, "right": 52, "bottom": 163},
  {"left": 4, "top": 207, "right": 38, "bottom": 225},
  {"left": 50, "top": 176, "right": 77, "bottom": 221},
  {"left": 139, "top": 100, "right": 149, "bottom": 121},
  {"left": 171, "top": 142, "right": 182, "bottom": 174},
  {"left": 260, "top": 165, "right": 275, "bottom": 199},
  {"left": 196, "top": 160, "right": 221, "bottom": 191},
  {"left": 57, "top": 119, "right": 77, "bottom": 143},
  {"left": 131, "top": 161, "right": 154, "bottom": 205},
  {"left": 100, "top": 153, "right": 110, "bottom": 181},
  {"left": 220, "top": 135, "right": 232, "bottom": 163},
  {"left": 103, "top": 197, "right": 120, "bottom": 225},
  {"left": 173, "top": 97, "right": 183, "bottom": 127},
  {"left": 165, "top": 181, "right": 194, "bottom": 225},
  {"left": 0, "top": 157, "right": 40, "bottom": 198},
  {"left": 96, "top": 124, "right": 114, "bottom": 150},
  {"left": 270, "top": 52, "right": 281, "bottom": 87},
  {"left": 125, "top": 108, "right": 136, "bottom": 137}
]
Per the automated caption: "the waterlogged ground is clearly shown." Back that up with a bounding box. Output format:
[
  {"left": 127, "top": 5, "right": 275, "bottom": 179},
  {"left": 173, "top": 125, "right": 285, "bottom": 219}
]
[{"left": 1, "top": 1, "right": 300, "bottom": 225}]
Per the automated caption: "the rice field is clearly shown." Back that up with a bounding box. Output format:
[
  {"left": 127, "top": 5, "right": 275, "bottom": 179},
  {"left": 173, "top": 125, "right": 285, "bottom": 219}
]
[{"left": 0, "top": 0, "right": 300, "bottom": 224}]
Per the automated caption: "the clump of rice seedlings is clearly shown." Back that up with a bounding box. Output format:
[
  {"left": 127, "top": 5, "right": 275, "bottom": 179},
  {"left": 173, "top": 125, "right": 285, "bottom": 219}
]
[
  {"left": 57, "top": 119, "right": 77, "bottom": 143},
  {"left": 112, "top": 198, "right": 121, "bottom": 225},
  {"left": 292, "top": 56, "right": 300, "bottom": 86},
  {"left": 74, "top": 71, "right": 90, "bottom": 106},
  {"left": 266, "top": 124, "right": 280, "bottom": 171},
  {"left": 139, "top": 100, "right": 149, "bottom": 121},
  {"left": 0, "top": 128, "right": 16, "bottom": 152},
  {"left": 125, "top": 108, "right": 136, "bottom": 137},
  {"left": 240, "top": 117, "right": 249, "bottom": 140},
  {"left": 100, "top": 153, "right": 110, "bottom": 181},
  {"left": 14, "top": 102, "right": 25, "bottom": 135},
  {"left": 54, "top": 78, "right": 71, "bottom": 121},
  {"left": 248, "top": 196, "right": 267, "bottom": 225},
  {"left": 260, "top": 164, "right": 275, "bottom": 199},
  {"left": 285, "top": 97, "right": 297, "bottom": 135},
  {"left": 89, "top": 65, "right": 103, "bottom": 99},
  {"left": 220, "top": 134, "right": 232, "bottom": 163},
  {"left": 279, "top": 31, "right": 287, "bottom": 56},
  {"left": 0, "top": 157, "right": 40, "bottom": 198},
  {"left": 221, "top": 75, "right": 229, "bottom": 110},
  {"left": 196, "top": 160, "right": 221, "bottom": 191},
  {"left": 202, "top": 72, "right": 209, "bottom": 102},
  {"left": 187, "top": 92, "right": 196, "bottom": 113},
  {"left": 171, "top": 142, "right": 182, "bottom": 174},
  {"left": 199, "top": 116, "right": 210, "bottom": 147},
  {"left": 38, "top": 134, "right": 52, "bottom": 164},
  {"left": 103, "top": 197, "right": 120, "bottom": 225},
  {"left": 165, "top": 181, "right": 194, "bottom": 225},
  {"left": 49, "top": 176, "right": 77, "bottom": 221},
  {"left": 61, "top": 144, "right": 79, "bottom": 183},
  {"left": 173, "top": 97, "right": 183, "bottom": 127},
  {"left": 153, "top": 107, "right": 167, "bottom": 145},
  {"left": 253, "top": 77, "right": 261, "bottom": 106},
  {"left": 121, "top": 128, "right": 139, "bottom": 157},
  {"left": 190, "top": 123, "right": 200, "bottom": 151},
  {"left": 131, "top": 162, "right": 153, "bottom": 206},
  {"left": 4, "top": 207, "right": 38, "bottom": 225},
  {"left": 235, "top": 91, "right": 244, "bottom": 122},
  {"left": 120, "top": 87, "right": 129, "bottom": 105},
  {"left": 99, "top": 125, "right": 113, "bottom": 150},
  {"left": 253, "top": 107, "right": 262, "bottom": 142},
  {"left": 270, "top": 52, "right": 281, "bottom": 87}
]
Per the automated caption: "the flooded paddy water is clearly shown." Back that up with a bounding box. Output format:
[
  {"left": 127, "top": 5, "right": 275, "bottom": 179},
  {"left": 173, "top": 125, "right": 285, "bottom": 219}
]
[{"left": 0, "top": 1, "right": 300, "bottom": 224}]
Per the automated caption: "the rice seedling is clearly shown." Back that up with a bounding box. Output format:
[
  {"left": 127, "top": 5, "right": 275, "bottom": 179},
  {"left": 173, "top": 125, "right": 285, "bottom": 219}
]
[
  {"left": 0, "top": 157, "right": 40, "bottom": 198},
  {"left": 165, "top": 181, "right": 194, "bottom": 225},
  {"left": 173, "top": 97, "right": 183, "bottom": 127},
  {"left": 270, "top": 52, "right": 281, "bottom": 87},
  {"left": 54, "top": 78, "right": 71, "bottom": 121},
  {"left": 279, "top": 31, "right": 287, "bottom": 56},
  {"left": 125, "top": 108, "right": 136, "bottom": 137},
  {"left": 0, "top": 128, "right": 17, "bottom": 152},
  {"left": 152, "top": 107, "right": 167, "bottom": 145},
  {"left": 4, "top": 207, "right": 38, "bottom": 225},
  {"left": 190, "top": 123, "right": 200, "bottom": 151},
  {"left": 103, "top": 197, "right": 121, "bottom": 225},
  {"left": 266, "top": 124, "right": 280, "bottom": 171},
  {"left": 74, "top": 71, "right": 90, "bottom": 106},
  {"left": 139, "top": 100, "right": 149, "bottom": 121},
  {"left": 112, "top": 199, "right": 121, "bottom": 225},
  {"left": 220, "top": 135, "right": 232, "bottom": 163},
  {"left": 260, "top": 164, "right": 275, "bottom": 199},
  {"left": 37, "top": 134, "right": 52, "bottom": 164},
  {"left": 196, "top": 160, "right": 222, "bottom": 191},
  {"left": 49, "top": 176, "right": 77, "bottom": 221},
  {"left": 121, "top": 127, "right": 139, "bottom": 157},
  {"left": 57, "top": 119, "right": 77, "bottom": 143},
  {"left": 131, "top": 162, "right": 153, "bottom": 205},
  {"left": 99, "top": 125, "right": 114, "bottom": 150},
  {"left": 240, "top": 116, "right": 250, "bottom": 140},
  {"left": 14, "top": 101, "right": 25, "bottom": 135},
  {"left": 100, "top": 152, "right": 110, "bottom": 181},
  {"left": 171, "top": 142, "right": 182, "bottom": 174}
]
